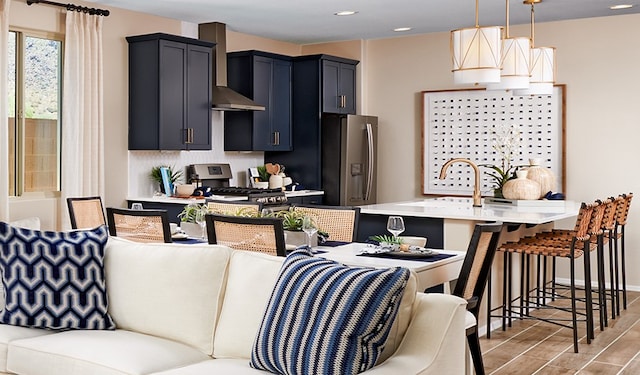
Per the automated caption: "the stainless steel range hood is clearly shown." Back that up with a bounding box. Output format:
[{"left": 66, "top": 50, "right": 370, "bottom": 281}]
[{"left": 198, "top": 22, "right": 265, "bottom": 111}]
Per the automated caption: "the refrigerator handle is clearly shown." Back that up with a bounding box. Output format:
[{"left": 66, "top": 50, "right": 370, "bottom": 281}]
[{"left": 365, "top": 122, "right": 374, "bottom": 201}]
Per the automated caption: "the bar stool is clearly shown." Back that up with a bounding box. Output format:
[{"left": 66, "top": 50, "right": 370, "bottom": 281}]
[
  {"left": 497, "top": 201, "right": 600, "bottom": 353},
  {"left": 614, "top": 193, "right": 633, "bottom": 313},
  {"left": 526, "top": 199, "right": 611, "bottom": 330}
]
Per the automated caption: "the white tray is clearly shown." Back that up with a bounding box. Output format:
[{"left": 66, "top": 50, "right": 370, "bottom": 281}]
[{"left": 485, "top": 197, "right": 566, "bottom": 207}]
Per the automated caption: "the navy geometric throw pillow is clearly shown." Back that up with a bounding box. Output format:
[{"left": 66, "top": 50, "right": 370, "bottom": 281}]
[
  {"left": 0, "top": 222, "right": 115, "bottom": 330},
  {"left": 251, "top": 247, "right": 410, "bottom": 375}
]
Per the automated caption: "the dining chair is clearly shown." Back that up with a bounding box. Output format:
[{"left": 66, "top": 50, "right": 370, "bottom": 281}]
[
  {"left": 291, "top": 204, "right": 360, "bottom": 242},
  {"left": 106, "top": 207, "right": 172, "bottom": 243},
  {"left": 452, "top": 221, "right": 503, "bottom": 375},
  {"left": 67, "top": 196, "right": 106, "bottom": 229},
  {"left": 205, "top": 214, "right": 286, "bottom": 256},
  {"left": 206, "top": 200, "right": 263, "bottom": 216}
]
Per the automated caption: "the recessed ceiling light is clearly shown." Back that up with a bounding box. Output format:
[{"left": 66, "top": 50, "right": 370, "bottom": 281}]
[
  {"left": 610, "top": 4, "right": 633, "bottom": 10},
  {"left": 393, "top": 27, "right": 412, "bottom": 32},
  {"left": 334, "top": 10, "right": 358, "bottom": 16}
]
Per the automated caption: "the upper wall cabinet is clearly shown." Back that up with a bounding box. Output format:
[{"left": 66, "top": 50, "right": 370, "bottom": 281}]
[
  {"left": 264, "top": 54, "right": 359, "bottom": 190},
  {"left": 127, "top": 33, "right": 214, "bottom": 150},
  {"left": 321, "top": 59, "right": 357, "bottom": 114},
  {"left": 224, "top": 50, "right": 292, "bottom": 151}
]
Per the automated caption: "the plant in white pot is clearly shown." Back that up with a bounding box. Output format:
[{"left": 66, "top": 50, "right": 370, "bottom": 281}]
[
  {"left": 275, "top": 208, "right": 321, "bottom": 247},
  {"left": 178, "top": 203, "right": 207, "bottom": 238}
]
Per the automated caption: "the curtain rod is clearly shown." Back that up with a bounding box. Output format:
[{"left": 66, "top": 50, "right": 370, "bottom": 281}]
[{"left": 26, "top": 0, "right": 110, "bottom": 16}]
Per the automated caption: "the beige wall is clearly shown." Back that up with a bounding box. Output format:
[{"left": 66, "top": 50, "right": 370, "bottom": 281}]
[
  {"left": 7, "top": 0, "right": 639, "bottom": 288},
  {"left": 364, "top": 15, "right": 640, "bottom": 287}
]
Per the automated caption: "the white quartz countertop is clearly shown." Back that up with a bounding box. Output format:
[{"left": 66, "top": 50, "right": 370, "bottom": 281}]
[
  {"left": 358, "top": 197, "right": 580, "bottom": 224},
  {"left": 128, "top": 189, "right": 324, "bottom": 205}
]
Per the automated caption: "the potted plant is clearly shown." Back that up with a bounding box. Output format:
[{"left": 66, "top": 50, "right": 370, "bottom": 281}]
[
  {"left": 275, "top": 208, "right": 327, "bottom": 247},
  {"left": 150, "top": 165, "right": 183, "bottom": 194},
  {"left": 177, "top": 203, "right": 206, "bottom": 237}
]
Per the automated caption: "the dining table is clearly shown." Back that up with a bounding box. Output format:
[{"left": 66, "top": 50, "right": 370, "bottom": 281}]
[{"left": 316, "top": 242, "right": 466, "bottom": 293}]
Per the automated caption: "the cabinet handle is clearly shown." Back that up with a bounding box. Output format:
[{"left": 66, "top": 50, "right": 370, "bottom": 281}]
[
  {"left": 274, "top": 131, "right": 280, "bottom": 145},
  {"left": 340, "top": 95, "right": 346, "bottom": 108},
  {"left": 185, "top": 128, "right": 194, "bottom": 144}
]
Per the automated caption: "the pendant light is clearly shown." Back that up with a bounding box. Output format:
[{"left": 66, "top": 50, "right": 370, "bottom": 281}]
[
  {"left": 450, "top": 0, "right": 502, "bottom": 85},
  {"left": 486, "top": 0, "right": 531, "bottom": 91},
  {"left": 514, "top": 0, "right": 556, "bottom": 96}
]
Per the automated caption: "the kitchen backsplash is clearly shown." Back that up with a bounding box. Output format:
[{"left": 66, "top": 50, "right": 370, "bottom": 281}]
[{"left": 128, "top": 112, "right": 263, "bottom": 197}]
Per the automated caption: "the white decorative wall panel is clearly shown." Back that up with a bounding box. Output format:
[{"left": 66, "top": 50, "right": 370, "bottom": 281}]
[{"left": 422, "top": 86, "right": 565, "bottom": 196}]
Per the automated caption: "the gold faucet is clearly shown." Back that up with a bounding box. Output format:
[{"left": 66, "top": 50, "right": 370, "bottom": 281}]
[{"left": 439, "top": 158, "right": 482, "bottom": 207}]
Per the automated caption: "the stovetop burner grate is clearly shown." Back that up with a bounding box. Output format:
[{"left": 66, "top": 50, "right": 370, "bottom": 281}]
[{"left": 208, "top": 186, "right": 283, "bottom": 196}]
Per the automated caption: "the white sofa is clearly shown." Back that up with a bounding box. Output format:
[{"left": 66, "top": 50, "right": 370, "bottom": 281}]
[{"left": 0, "top": 236, "right": 467, "bottom": 375}]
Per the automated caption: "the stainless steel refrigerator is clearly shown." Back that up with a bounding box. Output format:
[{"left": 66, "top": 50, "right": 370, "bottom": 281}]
[{"left": 321, "top": 114, "right": 377, "bottom": 206}]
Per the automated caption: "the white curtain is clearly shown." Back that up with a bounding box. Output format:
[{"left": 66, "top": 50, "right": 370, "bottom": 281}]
[
  {"left": 0, "top": 0, "right": 10, "bottom": 222},
  {"left": 61, "top": 10, "right": 105, "bottom": 229}
]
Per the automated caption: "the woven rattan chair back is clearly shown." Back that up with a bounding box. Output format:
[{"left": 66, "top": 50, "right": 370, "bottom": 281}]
[
  {"left": 452, "top": 222, "right": 502, "bottom": 375},
  {"left": 205, "top": 214, "right": 286, "bottom": 256},
  {"left": 602, "top": 197, "right": 621, "bottom": 232},
  {"left": 292, "top": 205, "right": 360, "bottom": 242},
  {"left": 453, "top": 222, "right": 503, "bottom": 305},
  {"left": 206, "top": 200, "right": 262, "bottom": 217},
  {"left": 67, "top": 196, "right": 106, "bottom": 229},
  {"left": 106, "top": 207, "right": 171, "bottom": 243},
  {"left": 615, "top": 193, "right": 633, "bottom": 227}
]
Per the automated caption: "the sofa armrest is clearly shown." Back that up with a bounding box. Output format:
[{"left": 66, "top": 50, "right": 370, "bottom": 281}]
[{"left": 364, "top": 293, "right": 467, "bottom": 375}]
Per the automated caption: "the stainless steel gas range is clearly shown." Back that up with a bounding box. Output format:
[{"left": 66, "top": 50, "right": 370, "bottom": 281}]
[{"left": 187, "top": 163, "right": 288, "bottom": 207}]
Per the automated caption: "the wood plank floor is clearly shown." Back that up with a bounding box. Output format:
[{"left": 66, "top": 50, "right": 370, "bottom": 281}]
[{"left": 481, "top": 291, "right": 640, "bottom": 374}]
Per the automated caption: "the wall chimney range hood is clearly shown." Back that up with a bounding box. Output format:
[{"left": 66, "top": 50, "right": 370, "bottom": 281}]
[{"left": 198, "top": 22, "right": 265, "bottom": 111}]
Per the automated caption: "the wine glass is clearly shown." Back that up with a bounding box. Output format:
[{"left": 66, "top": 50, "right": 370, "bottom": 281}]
[
  {"left": 194, "top": 205, "right": 208, "bottom": 240},
  {"left": 387, "top": 216, "right": 405, "bottom": 242},
  {"left": 302, "top": 216, "right": 318, "bottom": 249}
]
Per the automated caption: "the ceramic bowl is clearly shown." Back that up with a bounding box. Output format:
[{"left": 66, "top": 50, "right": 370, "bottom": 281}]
[
  {"left": 175, "top": 183, "right": 195, "bottom": 196},
  {"left": 399, "top": 236, "right": 427, "bottom": 247}
]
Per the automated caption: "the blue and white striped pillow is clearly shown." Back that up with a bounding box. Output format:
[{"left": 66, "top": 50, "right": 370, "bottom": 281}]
[{"left": 251, "top": 247, "right": 410, "bottom": 375}]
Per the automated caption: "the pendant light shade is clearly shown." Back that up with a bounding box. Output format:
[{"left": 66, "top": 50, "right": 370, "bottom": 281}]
[
  {"left": 486, "top": 0, "right": 531, "bottom": 91},
  {"left": 450, "top": 0, "right": 501, "bottom": 85},
  {"left": 513, "top": 0, "right": 556, "bottom": 96},
  {"left": 513, "top": 46, "right": 555, "bottom": 95}
]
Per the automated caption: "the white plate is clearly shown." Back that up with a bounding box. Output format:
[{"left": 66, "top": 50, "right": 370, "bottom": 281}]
[{"left": 171, "top": 233, "right": 190, "bottom": 240}]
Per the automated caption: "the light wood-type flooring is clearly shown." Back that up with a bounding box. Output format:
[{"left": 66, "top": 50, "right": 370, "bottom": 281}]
[{"left": 481, "top": 291, "right": 640, "bottom": 374}]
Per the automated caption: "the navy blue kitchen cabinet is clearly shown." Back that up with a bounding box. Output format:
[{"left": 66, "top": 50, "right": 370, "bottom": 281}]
[
  {"left": 322, "top": 59, "right": 357, "bottom": 114},
  {"left": 225, "top": 50, "right": 292, "bottom": 151},
  {"left": 265, "top": 54, "right": 359, "bottom": 190},
  {"left": 127, "top": 33, "right": 213, "bottom": 150}
]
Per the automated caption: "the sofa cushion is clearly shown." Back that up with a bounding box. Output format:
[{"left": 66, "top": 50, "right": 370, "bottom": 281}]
[
  {"left": 0, "top": 222, "right": 114, "bottom": 330},
  {"left": 8, "top": 217, "right": 40, "bottom": 230},
  {"left": 7, "top": 329, "right": 210, "bottom": 375},
  {"left": 0, "top": 324, "right": 52, "bottom": 372},
  {"left": 250, "top": 248, "right": 411, "bottom": 375},
  {"left": 151, "top": 358, "right": 277, "bottom": 375},
  {"left": 104, "top": 237, "right": 232, "bottom": 356},
  {"left": 213, "top": 251, "right": 285, "bottom": 359}
]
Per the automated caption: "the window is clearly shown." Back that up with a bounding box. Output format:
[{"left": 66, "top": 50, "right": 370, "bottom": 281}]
[{"left": 7, "top": 29, "right": 63, "bottom": 196}]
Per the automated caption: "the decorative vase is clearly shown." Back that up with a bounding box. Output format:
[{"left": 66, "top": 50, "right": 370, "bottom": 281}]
[
  {"left": 268, "top": 174, "right": 283, "bottom": 189},
  {"left": 526, "top": 158, "right": 556, "bottom": 198},
  {"left": 284, "top": 230, "right": 317, "bottom": 247},
  {"left": 502, "top": 170, "right": 541, "bottom": 200}
]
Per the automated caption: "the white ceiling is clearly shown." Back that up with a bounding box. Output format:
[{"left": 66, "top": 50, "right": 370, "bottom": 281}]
[{"left": 84, "top": 0, "right": 639, "bottom": 44}]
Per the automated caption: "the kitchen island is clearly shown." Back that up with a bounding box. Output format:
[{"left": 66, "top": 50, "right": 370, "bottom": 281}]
[{"left": 356, "top": 197, "right": 580, "bottom": 251}]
